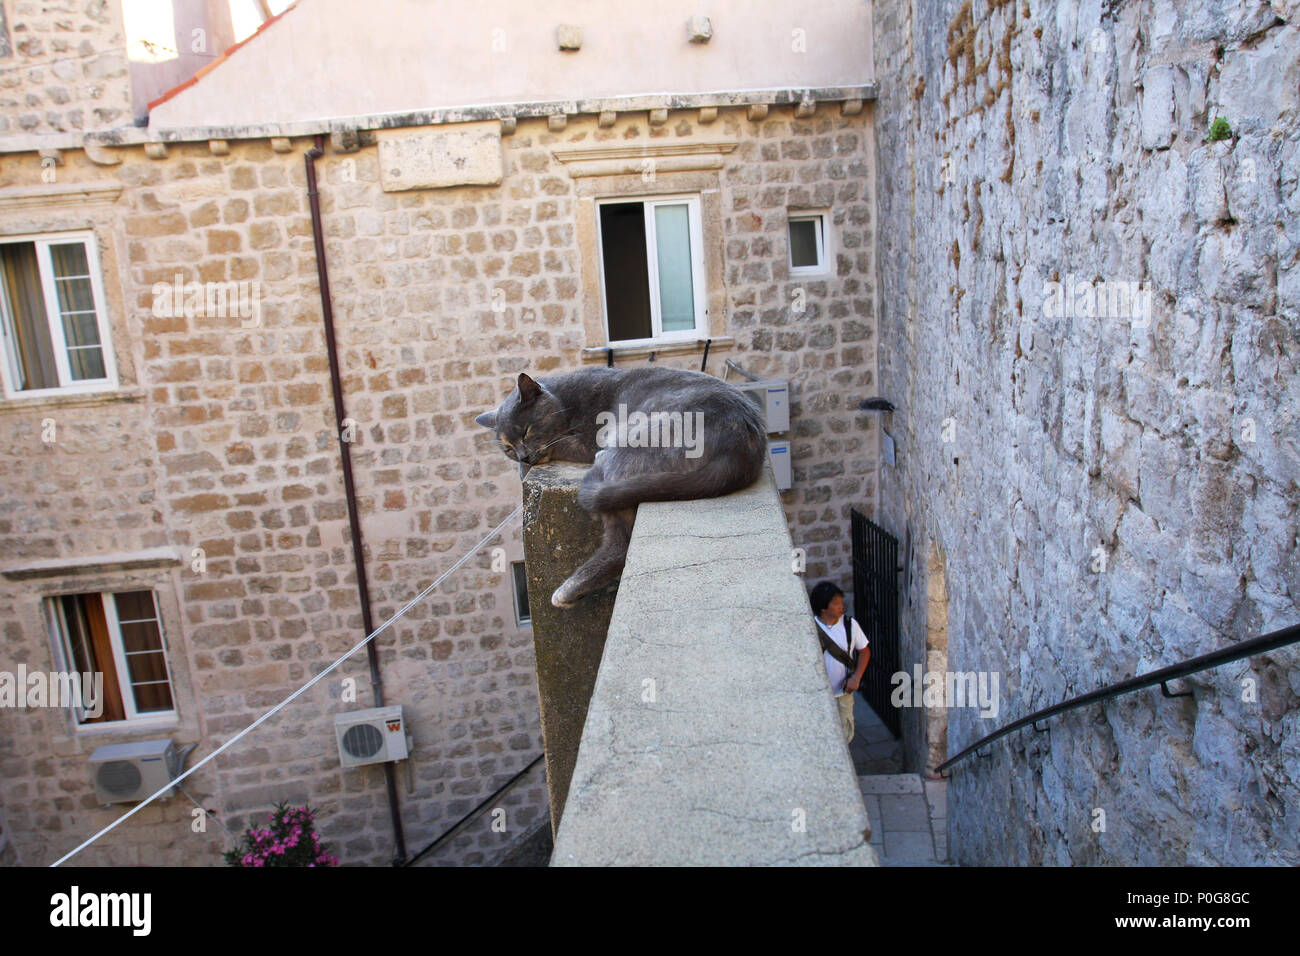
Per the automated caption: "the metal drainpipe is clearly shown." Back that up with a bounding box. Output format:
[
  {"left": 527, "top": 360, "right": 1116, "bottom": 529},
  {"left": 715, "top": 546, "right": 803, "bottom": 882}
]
[{"left": 305, "top": 135, "right": 408, "bottom": 865}]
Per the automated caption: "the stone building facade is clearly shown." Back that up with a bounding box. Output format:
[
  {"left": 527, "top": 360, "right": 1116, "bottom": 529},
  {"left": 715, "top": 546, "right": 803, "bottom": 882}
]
[
  {"left": 874, "top": 0, "right": 1299, "bottom": 864},
  {"left": 0, "top": 1, "right": 880, "bottom": 866}
]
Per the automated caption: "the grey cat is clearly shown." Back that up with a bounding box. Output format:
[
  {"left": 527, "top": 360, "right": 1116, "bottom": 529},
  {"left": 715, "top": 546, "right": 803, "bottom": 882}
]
[{"left": 475, "top": 366, "right": 767, "bottom": 608}]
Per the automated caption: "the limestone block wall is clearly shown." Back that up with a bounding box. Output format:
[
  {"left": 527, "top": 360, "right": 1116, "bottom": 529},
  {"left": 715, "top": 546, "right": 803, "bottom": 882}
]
[
  {"left": 0, "top": 0, "right": 132, "bottom": 135},
  {"left": 874, "top": 0, "right": 1299, "bottom": 864},
  {"left": 0, "top": 102, "right": 878, "bottom": 865}
]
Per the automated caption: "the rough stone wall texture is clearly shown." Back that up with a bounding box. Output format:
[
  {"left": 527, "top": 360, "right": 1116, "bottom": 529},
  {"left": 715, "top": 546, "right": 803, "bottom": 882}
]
[
  {"left": 874, "top": 0, "right": 1299, "bottom": 864},
  {"left": 0, "top": 0, "right": 132, "bottom": 135},
  {"left": 0, "top": 103, "right": 877, "bottom": 865}
]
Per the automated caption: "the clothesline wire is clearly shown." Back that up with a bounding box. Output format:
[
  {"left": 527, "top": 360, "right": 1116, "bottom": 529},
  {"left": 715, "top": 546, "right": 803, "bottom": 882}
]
[{"left": 50, "top": 505, "right": 522, "bottom": 867}]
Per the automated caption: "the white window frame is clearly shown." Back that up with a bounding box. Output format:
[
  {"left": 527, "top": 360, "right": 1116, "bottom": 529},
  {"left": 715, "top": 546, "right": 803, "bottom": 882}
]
[
  {"left": 48, "top": 590, "right": 179, "bottom": 727},
  {"left": 595, "top": 193, "right": 707, "bottom": 346},
  {"left": 787, "top": 211, "right": 831, "bottom": 277},
  {"left": 0, "top": 230, "right": 118, "bottom": 399}
]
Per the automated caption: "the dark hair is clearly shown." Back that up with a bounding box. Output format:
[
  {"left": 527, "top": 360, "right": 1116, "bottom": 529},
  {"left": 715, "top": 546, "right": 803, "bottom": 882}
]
[{"left": 809, "top": 581, "right": 844, "bottom": 617}]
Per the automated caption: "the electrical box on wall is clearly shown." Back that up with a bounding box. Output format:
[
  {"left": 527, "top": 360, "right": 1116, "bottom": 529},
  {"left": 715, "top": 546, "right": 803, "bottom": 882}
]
[
  {"left": 733, "top": 380, "right": 790, "bottom": 434},
  {"left": 768, "top": 440, "right": 792, "bottom": 491}
]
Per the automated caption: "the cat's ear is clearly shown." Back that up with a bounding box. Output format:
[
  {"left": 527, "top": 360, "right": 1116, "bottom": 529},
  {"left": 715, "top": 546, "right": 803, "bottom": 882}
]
[
  {"left": 474, "top": 409, "right": 498, "bottom": 429},
  {"left": 517, "top": 373, "right": 543, "bottom": 405}
]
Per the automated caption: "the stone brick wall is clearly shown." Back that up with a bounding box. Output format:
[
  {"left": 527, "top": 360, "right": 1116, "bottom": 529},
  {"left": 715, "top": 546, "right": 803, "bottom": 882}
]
[
  {"left": 718, "top": 108, "right": 880, "bottom": 587},
  {"left": 0, "top": 0, "right": 131, "bottom": 135},
  {"left": 874, "top": 0, "right": 1299, "bottom": 864},
  {"left": 0, "top": 102, "right": 877, "bottom": 865}
]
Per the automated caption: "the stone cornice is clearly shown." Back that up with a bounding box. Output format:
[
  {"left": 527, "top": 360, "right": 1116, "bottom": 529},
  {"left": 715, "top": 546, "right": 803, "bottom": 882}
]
[
  {"left": 552, "top": 140, "right": 740, "bottom": 178},
  {"left": 0, "top": 85, "right": 878, "bottom": 155},
  {"left": 2, "top": 548, "right": 184, "bottom": 582}
]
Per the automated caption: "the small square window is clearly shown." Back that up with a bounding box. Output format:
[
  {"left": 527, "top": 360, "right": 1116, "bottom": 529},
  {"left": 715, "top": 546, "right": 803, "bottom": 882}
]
[
  {"left": 597, "top": 195, "right": 706, "bottom": 345},
  {"left": 511, "top": 561, "right": 531, "bottom": 626},
  {"left": 49, "top": 590, "right": 177, "bottom": 725},
  {"left": 788, "top": 213, "right": 829, "bottom": 275},
  {"left": 0, "top": 232, "right": 117, "bottom": 398}
]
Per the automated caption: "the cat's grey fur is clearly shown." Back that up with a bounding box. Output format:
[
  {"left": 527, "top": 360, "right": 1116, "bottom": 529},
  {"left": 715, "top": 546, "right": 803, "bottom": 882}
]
[{"left": 475, "top": 366, "right": 767, "bottom": 608}]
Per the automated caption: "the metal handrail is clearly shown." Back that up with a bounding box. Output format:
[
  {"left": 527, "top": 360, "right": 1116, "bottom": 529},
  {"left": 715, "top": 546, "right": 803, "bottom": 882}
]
[
  {"left": 401, "top": 754, "right": 545, "bottom": 867},
  {"left": 935, "top": 622, "right": 1300, "bottom": 776}
]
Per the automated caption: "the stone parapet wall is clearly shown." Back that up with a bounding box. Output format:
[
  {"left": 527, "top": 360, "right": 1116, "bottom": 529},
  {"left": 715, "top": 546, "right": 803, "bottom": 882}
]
[{"left": 552, "top": 464, "right": 879, "bottom": 866}]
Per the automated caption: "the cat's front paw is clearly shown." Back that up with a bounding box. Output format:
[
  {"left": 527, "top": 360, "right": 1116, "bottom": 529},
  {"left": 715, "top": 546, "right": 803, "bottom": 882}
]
[
  {"left": 551, "top": 580, "right": 579, "bottom": 609},
  {"left": 576, "top": 482, "right": 603, "bottom": 512}
]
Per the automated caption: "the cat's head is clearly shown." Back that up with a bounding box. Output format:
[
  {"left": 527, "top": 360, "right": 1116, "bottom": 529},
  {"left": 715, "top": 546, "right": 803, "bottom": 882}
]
[{"left": 475, "top": 372, "right": 564, "bottom": 478}]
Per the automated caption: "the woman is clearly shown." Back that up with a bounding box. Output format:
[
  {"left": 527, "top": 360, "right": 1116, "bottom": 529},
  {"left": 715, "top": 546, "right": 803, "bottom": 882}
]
[{"left": 809, "top": 581, "right": 870, "bottom": 743}]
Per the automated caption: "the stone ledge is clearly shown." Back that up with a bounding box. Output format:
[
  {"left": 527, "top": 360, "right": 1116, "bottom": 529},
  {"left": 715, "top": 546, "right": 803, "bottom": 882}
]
[
  {"left": 553, "top": 140, "right": 739, "bottom": 178},
  {"left": 0, "top": 386, "right": 146, "bottom": 414},
  {"left": 551, "top": 464, "right": 878, "bottom": 866},
  {"left": 2, "top": 547, "right": 184, "bottom": 581},
  {"left": 0, "top": 86, "right": 879, "bottom": 155},
  {"left": 0, "top": 182, "right": 123, "bottom": 210},
  {"left": 579, "top": 337, "right": 734, "bottom": 363}
]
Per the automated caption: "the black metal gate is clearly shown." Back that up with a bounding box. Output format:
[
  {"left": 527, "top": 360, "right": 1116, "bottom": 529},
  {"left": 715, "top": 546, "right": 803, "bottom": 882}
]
[{"left": 850, "top": 510, "right": 901, "bottom": 737}]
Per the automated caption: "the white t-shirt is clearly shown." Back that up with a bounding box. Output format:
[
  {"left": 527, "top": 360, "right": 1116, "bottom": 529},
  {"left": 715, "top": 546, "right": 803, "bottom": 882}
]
[{"left": 818, "top": 615, "right": 869, "bottom": 695}]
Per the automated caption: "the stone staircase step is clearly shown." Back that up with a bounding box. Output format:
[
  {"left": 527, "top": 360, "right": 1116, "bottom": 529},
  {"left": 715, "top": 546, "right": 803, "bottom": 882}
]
[{"left": 858, "top": 771, "right": 953, "bottom": 866}]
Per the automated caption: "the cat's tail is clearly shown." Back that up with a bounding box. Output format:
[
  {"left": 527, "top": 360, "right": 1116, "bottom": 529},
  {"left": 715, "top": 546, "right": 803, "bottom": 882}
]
[{"left": 579, "top": 452, "right": 764, "bottom": 512}]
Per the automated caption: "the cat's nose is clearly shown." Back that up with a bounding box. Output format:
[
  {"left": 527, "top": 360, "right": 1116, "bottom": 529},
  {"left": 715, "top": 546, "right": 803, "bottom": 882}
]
[{"left": 519, "top": 460, "right": 532, "bottom": 479}]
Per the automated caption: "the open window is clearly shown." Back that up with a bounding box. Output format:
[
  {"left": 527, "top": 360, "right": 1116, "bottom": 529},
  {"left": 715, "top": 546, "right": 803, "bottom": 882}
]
[
  {"left": 0, "top": 232, "right": 116, "bottom": 398},
  {"left": 48, "top": 590, "right": 177, "bottom": 726},
  {"left": 597, "top": 195, "right": 706, "bottom": 345}
]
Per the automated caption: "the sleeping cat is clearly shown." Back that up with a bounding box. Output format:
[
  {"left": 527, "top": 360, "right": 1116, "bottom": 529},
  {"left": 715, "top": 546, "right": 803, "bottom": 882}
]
[{"left": 475, "top": 367, "right": 767, "bottom": 607}]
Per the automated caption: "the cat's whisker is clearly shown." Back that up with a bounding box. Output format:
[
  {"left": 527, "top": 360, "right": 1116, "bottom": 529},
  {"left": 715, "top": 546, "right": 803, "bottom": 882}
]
[{"left": 534, "top": 431, "right": 582, "bottom": 455}]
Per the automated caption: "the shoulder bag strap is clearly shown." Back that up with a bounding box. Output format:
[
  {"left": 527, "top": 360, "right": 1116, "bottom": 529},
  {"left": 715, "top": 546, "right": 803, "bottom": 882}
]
[{"left": 816, "top": 618, "right": 857, "bottom": 671}]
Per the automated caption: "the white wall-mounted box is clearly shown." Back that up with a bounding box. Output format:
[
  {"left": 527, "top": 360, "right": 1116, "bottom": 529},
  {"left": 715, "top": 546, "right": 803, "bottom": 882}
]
[{"left": 768, "top": 440, "right": 792, "bottom": 491}]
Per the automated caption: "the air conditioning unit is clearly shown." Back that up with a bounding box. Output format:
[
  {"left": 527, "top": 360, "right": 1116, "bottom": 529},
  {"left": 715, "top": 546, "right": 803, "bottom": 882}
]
[
  {"left": 732, "top": 379, "right": 790, "bottom": 434},
  {"left": 90, "top": 739, "right": 180, "bottom": 804},
  {"left": 334, "top": 705, "right": 408, "bottom": 768}
]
